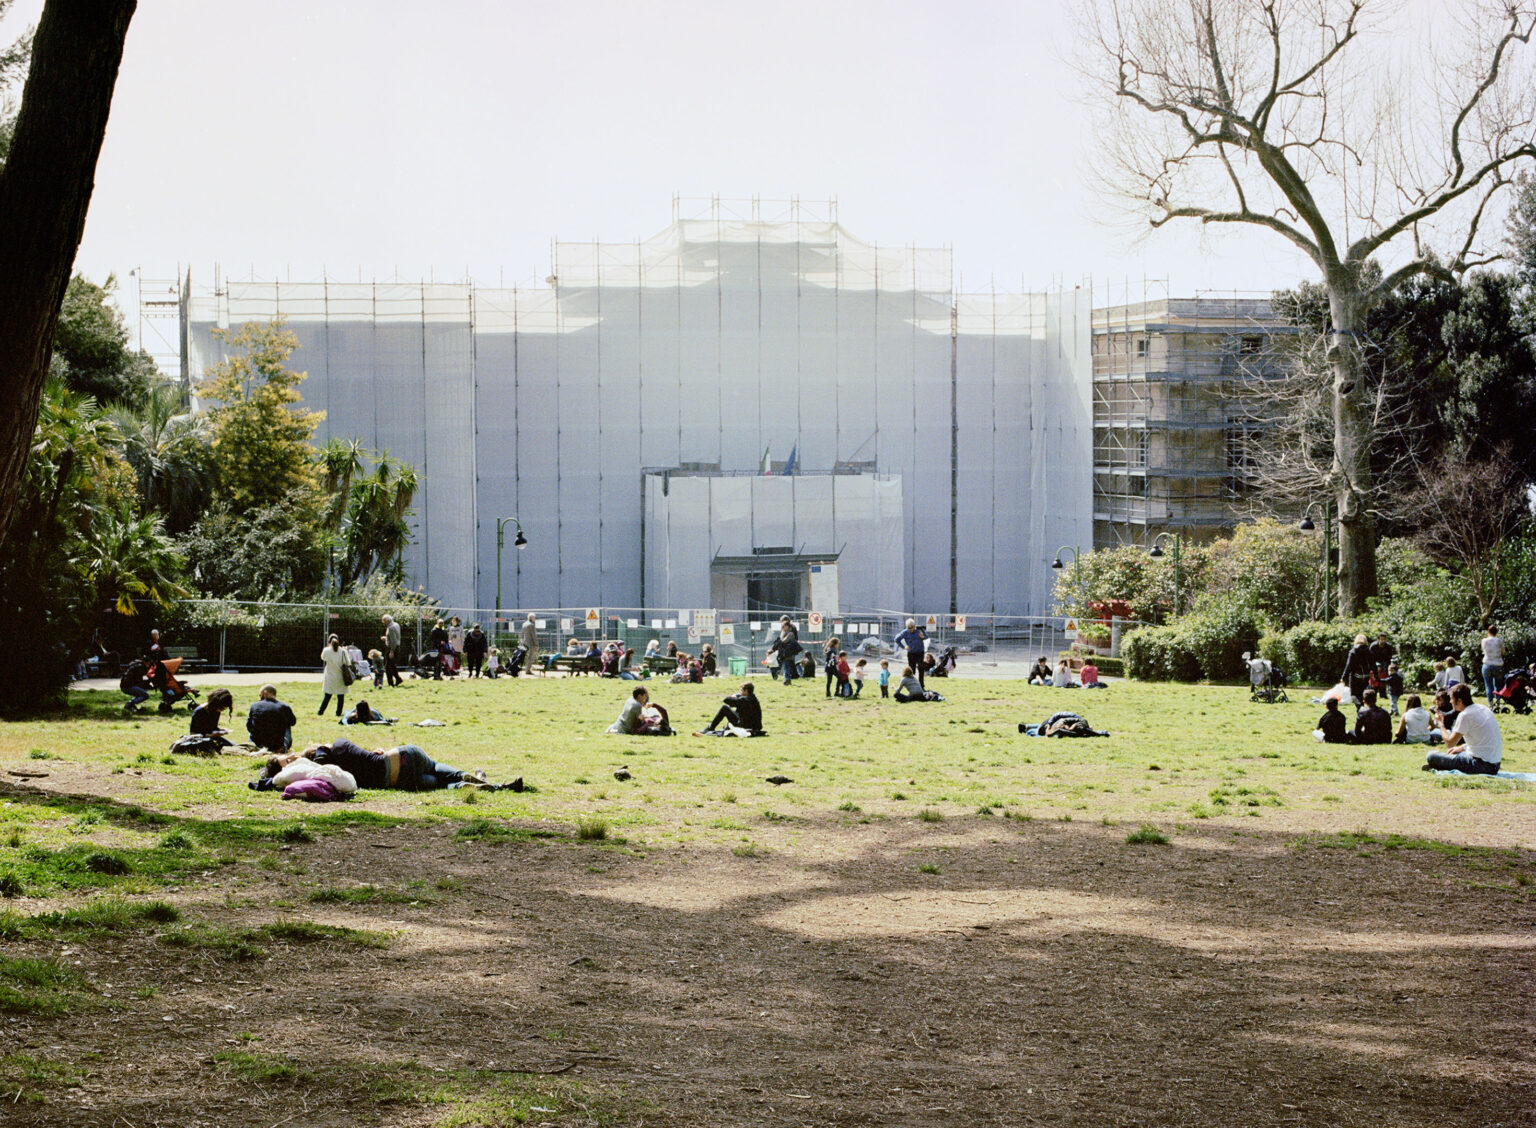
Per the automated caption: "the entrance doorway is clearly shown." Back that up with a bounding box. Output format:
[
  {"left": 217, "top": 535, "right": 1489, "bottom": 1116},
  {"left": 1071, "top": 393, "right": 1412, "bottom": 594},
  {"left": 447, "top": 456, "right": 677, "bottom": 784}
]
[{"left": 746, "top": 572, "right": 803, "bottom": 615}]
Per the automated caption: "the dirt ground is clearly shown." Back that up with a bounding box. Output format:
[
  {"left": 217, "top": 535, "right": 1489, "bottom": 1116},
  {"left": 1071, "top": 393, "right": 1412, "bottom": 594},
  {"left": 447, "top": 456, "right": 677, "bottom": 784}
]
[{"left": 3, "top": 773, "right": 1534, "bottom": 1128}]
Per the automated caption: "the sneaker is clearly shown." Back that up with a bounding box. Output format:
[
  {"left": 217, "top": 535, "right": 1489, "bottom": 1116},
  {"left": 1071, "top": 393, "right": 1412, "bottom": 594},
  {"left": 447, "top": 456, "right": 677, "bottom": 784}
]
[{"left": 1420, "top": 762, "right": 1434, "bottom": 772}]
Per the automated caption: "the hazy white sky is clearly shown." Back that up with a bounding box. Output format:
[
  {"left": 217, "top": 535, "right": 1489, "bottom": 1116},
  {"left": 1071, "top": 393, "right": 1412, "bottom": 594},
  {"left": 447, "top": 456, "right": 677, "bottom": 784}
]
[{"left": 15, "top": 0, "right": 1329, "bottom": 307}]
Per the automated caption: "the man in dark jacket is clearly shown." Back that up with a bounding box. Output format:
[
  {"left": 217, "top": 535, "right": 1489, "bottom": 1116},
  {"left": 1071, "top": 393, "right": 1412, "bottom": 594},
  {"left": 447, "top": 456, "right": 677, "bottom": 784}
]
[
  {"left": 463, "top": 624, "right": 489, "bottom": 678},
  {"left": 1353, "top": 689, "right": 1393, "bottom": 744},
  {"left": 696, "top": 683, "right": 764, "bottom": 735},
  {"left": 247, "top": 684, "right": 297, "bottom": 751},
  {"left": 1316, "top": 697, "right": 1350, "bottom": 743}
]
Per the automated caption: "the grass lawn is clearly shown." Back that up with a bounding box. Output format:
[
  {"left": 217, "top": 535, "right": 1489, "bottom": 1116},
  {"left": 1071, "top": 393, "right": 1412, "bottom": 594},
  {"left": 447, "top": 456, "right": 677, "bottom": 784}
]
[{"left": 0, "top": 674, "right": 1531, "bottom": 1126}]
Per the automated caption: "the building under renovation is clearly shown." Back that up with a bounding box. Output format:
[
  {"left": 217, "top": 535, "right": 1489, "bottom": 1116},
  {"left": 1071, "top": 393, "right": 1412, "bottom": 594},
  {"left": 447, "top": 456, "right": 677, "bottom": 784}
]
[
  {"left": 1091, "top": 293, "right": 1289, "bottom": 547},
  {"left": 184, "top": 202, "right": 1093, "bottom": 616}
]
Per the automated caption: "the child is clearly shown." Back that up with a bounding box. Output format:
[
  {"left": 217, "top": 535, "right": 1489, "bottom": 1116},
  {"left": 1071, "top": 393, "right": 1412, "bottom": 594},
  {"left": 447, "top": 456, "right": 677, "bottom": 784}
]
[
  {"left": 852, "top": 658, "right": 867, "bottom": 698},
  {"left": 368, "top": 649, "right": 385, "bottom": 690},
  {"left": 836, "top": 651, "right": 852, "bottom": 697},
  {"left": 878, "top": 658, "right": 891, "bottom": 698},
  {"left": 1384, "top": 662, "right": 1404, "bottom": 715}
]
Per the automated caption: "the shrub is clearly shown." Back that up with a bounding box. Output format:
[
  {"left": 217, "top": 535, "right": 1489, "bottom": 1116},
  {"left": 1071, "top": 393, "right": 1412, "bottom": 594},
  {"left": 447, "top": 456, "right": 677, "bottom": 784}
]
[{"left": 1121, "top": 602, "right": 1268, "bottom": 682}]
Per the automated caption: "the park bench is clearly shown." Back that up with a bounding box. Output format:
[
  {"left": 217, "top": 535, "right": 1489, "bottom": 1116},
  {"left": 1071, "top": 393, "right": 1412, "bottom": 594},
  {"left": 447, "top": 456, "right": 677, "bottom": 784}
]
[
  {"left": 643, "top": 655, "right": 678, "bottom": 675},
  {"left": 552, "top": 654, "right": 602, "bottom": 676},
  {"left": 164, "top": 646, "right": 210, "bottom": 673}
]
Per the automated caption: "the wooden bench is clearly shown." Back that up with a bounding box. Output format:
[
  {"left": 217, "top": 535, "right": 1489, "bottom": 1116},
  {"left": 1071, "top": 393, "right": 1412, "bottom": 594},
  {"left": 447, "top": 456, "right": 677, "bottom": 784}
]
[
  {"left": 164, "top": 646, "right": 210, "bottom": 673},
  {"left": 642, "top": 655, "right": 678, "bottom": 675},
  {"left": 552, "top": 655, "right": 602, "bottom": 676}
]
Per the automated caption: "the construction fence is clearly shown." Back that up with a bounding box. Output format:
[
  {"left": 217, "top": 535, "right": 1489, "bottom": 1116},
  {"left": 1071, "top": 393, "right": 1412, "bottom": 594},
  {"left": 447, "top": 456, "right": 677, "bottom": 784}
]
[{"left": 106, "top": 601, "right": 1152, "bottom": 675}]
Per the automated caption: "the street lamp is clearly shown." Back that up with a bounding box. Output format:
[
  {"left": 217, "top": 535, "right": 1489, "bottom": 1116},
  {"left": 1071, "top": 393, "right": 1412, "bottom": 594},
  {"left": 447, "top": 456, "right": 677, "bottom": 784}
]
[
  {"left": 494, "top": 517, "right": 527, "bottom": 627},
  {"left": 1299, "top": 500, "right": 1334, "bottom": 621},
  {"left": 1148, "top": 532, "right": 1184, "bottom": 617}
]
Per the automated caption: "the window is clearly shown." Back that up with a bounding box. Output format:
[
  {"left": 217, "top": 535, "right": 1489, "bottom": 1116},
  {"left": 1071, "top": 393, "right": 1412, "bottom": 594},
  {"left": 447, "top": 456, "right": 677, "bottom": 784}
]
[
  {"left": 1134, "top": 336, "right": 1149, "bottom": 358},
  {"left": 1239, "top": 335, "right": 1264, "bottom": 355}
]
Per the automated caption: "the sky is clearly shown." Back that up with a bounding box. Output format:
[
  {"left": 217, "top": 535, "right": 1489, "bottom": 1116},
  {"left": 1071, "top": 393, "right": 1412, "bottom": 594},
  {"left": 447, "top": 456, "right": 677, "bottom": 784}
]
[{"left": 11, "top": 0, "right": 1341, "bottom": 327}]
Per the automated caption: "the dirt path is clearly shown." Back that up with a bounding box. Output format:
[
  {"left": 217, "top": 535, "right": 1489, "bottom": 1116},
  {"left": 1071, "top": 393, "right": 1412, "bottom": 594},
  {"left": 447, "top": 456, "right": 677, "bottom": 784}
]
[{"left": 4, "top": 808, "right": 1533, "bottom": 1127}]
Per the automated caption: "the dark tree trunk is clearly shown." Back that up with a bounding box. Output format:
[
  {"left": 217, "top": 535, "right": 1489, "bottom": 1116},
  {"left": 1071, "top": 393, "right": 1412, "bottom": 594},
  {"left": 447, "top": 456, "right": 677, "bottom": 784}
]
[
  {"left": 1327, "top": 276, "right": 1379, "bottom": 617},
  {"left": 0, "top": 0, "right": 136, "bottom": 552}
]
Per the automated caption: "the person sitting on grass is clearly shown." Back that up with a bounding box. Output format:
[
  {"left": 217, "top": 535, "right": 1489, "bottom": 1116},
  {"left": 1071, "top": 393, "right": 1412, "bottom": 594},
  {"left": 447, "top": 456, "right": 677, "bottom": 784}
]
[
  {"left": 189, "top": 688, "right": 235, "bottom": 748},
  {"left": 1080, "top": 657, "right": 1105, "bottom": 689},
  {"left": 252, "top": 740, "right": 498, "bottom": 792},
  {"left": 1027, "top": 657, "right": 1052, "bottom": 686},
  {"left": 1353, "top": 688, "right": 1392, "bottom": 744},
  {"left": 695, "top": 682, "right": 764, "bottom": 736},
  {"left": 894, "top": 665, "right": 944, "bottom": 703},
  {"left": 1422, "top": 683, "right": 1503, "bottom": 775},
  {"left": 247, "top": 684, "right": 297, "bottom": 752},
  {"left": 1432, "top": 689, "right": 1457, "bottom": 735},
  {"left": 699, "top": 644, "right": 717, "bottom": 677},
  {"left": 1052, "top": 660, "right": 1077, "bottom": 688},
  {"left": 1394, "top": 695, "right": 1442, "bottom": 745},
  {"left": 608, "top": 685, "right": 672, "bottom": 735},
  {"left": 1315, "top": 697, "right": 1349, "bottom": 744}
]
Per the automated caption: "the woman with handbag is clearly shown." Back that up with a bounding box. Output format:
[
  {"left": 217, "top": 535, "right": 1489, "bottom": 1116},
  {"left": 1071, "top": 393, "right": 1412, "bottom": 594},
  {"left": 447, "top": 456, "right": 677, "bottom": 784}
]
[{"left": 319, "top": 633, "right": 352, "bottom": 717}]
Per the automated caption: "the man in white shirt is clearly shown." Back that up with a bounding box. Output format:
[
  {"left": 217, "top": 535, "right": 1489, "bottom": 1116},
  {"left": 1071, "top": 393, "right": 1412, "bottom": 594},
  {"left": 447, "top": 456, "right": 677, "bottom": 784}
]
[{"left": 1422, "top": 684, "right": 1502, "bottom": 774}]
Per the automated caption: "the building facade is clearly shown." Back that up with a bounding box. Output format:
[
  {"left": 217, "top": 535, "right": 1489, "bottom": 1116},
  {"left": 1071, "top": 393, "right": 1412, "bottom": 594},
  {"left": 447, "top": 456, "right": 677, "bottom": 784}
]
[
  {"left": 1091, "top": 296, "right": 1288, "bottom": 548},
  {"left": 185, "top": 204, "right": 1093, "bottom": 615}
]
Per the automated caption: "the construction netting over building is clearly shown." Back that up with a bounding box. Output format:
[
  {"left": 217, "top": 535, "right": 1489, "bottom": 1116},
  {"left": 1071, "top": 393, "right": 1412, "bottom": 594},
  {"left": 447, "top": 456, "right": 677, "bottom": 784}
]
[{"left": 185, "top": 201, "right": 1091, "bottom": 615}]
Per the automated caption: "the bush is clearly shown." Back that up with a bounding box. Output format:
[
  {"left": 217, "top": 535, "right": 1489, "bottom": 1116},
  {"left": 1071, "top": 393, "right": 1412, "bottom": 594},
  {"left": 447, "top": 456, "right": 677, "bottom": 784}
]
[{"left": 1121, "top": 602, "right": 1269, "bottom": 682}]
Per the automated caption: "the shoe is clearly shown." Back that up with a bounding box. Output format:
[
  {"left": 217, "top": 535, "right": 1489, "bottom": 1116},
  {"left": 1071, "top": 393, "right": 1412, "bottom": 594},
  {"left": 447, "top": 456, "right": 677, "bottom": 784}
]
[
  {"left": 1421, "top": 762, "right": 1434, "bottom": 772},
  {"left": 692, "top": 729, "right": 715, "bottom": 736},
  {"left": 508, "top": 776, "right": 524, "bottom": 793},
  {"left": 471, "top": 769, "right": 488, "bottom": 783}
]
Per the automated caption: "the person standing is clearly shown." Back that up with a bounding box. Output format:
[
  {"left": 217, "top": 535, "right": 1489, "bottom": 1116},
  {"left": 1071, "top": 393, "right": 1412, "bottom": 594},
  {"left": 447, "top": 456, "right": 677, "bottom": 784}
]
[
  {"left": 319, "top": 634, "right": 349, "bottom": 717},
  {"left": 1368, "top": 632, "right": 1395, "bottom": 677},
  {"left": 463, "top": 623, "right": 488, "bottom": 678},
  {"left": 144, "top": 628, "right": 167, "bottom": 667},
  {"left": 1424, "top": 683, "right": 1503, "bottom": 775},
  {"left": 1480, "top": 624, "right": 1504, "bottom": 707},
  {"left": 519, "top": 613, "right": 540, "bottom": 676},
  {"left": 428, "top": 619, "right": 449, "bottom": 680},
  {"left": 895, "top": 618, "right": 928, "bottom": 687},
  {"left": 381, "top": 614, "right": 403, "bottom": 688},
  {"left": 1341, "top": 633, "right": 1374, "bottom": 705},
  {"left": 776, "top": 616, "right": 801, "bottom": 686},
  {"left": 823, "top": 636, "right": 841, "bottom": 697}
]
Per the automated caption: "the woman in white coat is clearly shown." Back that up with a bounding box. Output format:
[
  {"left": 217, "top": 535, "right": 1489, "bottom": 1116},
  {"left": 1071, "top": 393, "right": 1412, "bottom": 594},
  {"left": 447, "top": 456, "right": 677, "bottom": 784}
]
[{"left": 319, "top": 633, "right": 350, "bottom": 717}]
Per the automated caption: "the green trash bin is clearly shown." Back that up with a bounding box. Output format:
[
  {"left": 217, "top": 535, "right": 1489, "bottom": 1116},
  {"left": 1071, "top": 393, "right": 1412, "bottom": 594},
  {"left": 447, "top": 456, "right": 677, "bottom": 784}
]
[{"left": 728, "top": 656, "right": 748, "bottom": 676}]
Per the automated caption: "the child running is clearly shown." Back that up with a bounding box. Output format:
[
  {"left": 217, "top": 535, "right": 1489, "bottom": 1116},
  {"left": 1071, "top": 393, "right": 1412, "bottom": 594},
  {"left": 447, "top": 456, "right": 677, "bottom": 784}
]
[{"left": 852, "top": 658, "right": 867, "bottom": 698}]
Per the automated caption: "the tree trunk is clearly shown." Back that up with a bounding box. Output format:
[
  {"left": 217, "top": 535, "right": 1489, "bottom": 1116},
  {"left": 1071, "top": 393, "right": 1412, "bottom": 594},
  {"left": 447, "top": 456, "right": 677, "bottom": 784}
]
[
  {"left": 0, "top": 0, "right": 136, "bottom": 553},
  {"left": 1326, "top": 278, "right": 1379, "bottom": 617}
]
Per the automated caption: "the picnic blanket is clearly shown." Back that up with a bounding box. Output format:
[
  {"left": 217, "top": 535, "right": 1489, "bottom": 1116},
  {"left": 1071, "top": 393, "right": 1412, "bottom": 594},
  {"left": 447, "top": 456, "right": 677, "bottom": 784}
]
[{"left": 1433, "top": 770, "right": 1536, "bottom": 781}]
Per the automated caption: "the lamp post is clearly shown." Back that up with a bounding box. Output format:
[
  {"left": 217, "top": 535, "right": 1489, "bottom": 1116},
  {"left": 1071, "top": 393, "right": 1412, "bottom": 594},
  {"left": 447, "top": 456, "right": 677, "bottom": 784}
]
[
  {"left": 1298, "top": 501, "right": 1334, "bottom": 621},
  {"left": 494, "top": 517, "right": 527, "bottom": 629},
  {"left": 1148, "top": 532, "right": 1184, "bottom": 618}
]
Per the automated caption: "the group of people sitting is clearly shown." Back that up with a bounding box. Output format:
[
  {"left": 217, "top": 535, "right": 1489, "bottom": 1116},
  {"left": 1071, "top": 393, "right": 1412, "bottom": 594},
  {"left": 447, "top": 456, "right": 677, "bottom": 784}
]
[
  {"left": 605, "top": 681, "right": 767, "bottom": 737},
  {"left": 1315, "top": 684, "right": 1503, "bottom": 775},
  {"left": 1026, "top": 656, "right": 1104, "bottom": 689}
]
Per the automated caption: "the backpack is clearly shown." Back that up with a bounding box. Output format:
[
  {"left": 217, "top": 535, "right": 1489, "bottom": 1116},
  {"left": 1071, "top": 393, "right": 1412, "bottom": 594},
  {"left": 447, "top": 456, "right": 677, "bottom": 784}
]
[{"left": 169, "top": 734, "right": 222, "bottom": 757}]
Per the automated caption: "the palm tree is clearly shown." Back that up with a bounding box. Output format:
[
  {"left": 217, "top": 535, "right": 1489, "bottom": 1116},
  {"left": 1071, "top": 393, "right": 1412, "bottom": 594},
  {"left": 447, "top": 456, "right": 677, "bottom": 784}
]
[{"left": 109, "top": 382, "right": 210, "bottom": 533}]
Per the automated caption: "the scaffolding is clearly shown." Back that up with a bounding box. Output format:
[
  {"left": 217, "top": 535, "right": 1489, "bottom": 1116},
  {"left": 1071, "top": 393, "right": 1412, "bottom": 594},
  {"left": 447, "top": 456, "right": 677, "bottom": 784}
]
[
  {"left": 1090, "top": 283, "right": 1293, "bottom": 548},
  {"left": 184, "top": 203, "right": 1092, "bottom": 615}
]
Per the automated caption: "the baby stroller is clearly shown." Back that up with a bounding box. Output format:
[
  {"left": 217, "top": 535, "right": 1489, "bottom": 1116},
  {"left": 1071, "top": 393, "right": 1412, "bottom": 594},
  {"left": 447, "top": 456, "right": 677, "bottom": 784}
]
[
  {"left": 148, "top": 656, "right": 199, "bottom": 713},
  {"left": 1248, "top": 657, "right": 1288, "bottom": 704},
  {"left": 1492, "top": 667, "right": 1532, "bottom": 714}
]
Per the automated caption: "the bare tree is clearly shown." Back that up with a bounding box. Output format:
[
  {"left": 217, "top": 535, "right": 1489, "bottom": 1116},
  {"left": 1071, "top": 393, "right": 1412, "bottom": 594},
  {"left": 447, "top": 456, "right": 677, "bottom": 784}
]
[
  {"left": 0, "top": 0, "right": 136, "bottom": 553},
  {"left": 1084, "top": 0, "right": 1536, "bottom": 614},
  {"left": 1407, "top": 445, "right": 1529, "bottom": 620}
]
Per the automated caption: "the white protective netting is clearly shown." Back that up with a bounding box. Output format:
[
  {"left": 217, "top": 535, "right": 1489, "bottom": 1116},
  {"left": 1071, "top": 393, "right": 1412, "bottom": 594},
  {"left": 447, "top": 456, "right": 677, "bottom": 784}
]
[{"left": 186, "top": 212, "right": 1090, "bottom": 614}]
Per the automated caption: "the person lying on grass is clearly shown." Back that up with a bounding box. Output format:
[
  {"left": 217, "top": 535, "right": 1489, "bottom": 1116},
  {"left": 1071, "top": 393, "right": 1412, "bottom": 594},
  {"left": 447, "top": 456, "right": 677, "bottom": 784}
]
[
  {"left": 694, "top": 682, "right": 764, "bottom": 736},
  {"left": 250, "top": 740, "right": 498, "bottom": 791}
]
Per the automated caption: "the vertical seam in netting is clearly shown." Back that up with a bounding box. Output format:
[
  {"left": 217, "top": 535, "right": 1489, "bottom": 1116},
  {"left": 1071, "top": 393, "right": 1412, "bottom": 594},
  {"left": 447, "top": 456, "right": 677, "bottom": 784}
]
[{"left": 419, "top": 282, "right": 430, "bottom": 594}]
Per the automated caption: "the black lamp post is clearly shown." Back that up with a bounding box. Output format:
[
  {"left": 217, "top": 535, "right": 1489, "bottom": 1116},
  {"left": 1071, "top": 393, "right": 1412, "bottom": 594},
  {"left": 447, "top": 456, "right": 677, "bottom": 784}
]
[{"left": 494, "top": 517, "right": 527, "bottom": 627}]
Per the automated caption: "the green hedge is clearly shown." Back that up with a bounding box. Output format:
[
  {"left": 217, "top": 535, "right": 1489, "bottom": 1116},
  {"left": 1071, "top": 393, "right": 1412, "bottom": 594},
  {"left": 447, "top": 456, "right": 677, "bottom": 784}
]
[
  {"left": 1121, "top": 606, "right": 1268, "bottom": 682},
  {"left": 1258, "top": 617, "right": 1536, "bottom": 688}
]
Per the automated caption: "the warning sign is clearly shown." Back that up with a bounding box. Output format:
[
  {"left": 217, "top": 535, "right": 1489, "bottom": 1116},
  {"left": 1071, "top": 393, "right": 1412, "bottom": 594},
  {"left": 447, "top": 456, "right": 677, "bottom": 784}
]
[
  {"left": 925, "top": 614, "right": 938, "bottom": 631},
  {"left": 1064, "top": 617, "right": 1078, "bottom": 640},
  {"left": 719, "top": 623, "right": 736, "bottom": 645},
  {"left": 953, "top": 615, "right": 967, "bottom": 632},
  {"left": 687, "top": 625, "right": 700, "bottom": 643},
  {"left": 585, "top": 608, "right": 600, "bottom": 630},
  {"left": 807, "top": 611, "right": 824, "bottom": 631}
]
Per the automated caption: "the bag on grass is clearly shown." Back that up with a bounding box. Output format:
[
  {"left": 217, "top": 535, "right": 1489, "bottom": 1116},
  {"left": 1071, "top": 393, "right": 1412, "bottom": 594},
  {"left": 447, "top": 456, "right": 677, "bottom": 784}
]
[{"left": 169, "top": 734, "right": 222, "bottom": 757}]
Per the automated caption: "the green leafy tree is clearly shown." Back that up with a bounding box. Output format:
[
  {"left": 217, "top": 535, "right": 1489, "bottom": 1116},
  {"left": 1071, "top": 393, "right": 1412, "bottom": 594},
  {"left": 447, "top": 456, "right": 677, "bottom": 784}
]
[
  {"left": 1196, "top": 520, "right": 1327, "bottom": 630},
  {"left": 0, "top": 380, "right": 183, "bottom": 712},
  {"left": 339, "top": 454, "right": 418, "bottom": 588},
  {"left": 51, "top": 274, "right": 158, "bottom": 408},
  {"left": 195, "top": 318, "right": 324, "bottom": 510},
  {"left": 109, "top": 382, "right": 212, "bottom": 535},
  {"left": 177, "top": 488, "right": 328, "bottom": 600}
]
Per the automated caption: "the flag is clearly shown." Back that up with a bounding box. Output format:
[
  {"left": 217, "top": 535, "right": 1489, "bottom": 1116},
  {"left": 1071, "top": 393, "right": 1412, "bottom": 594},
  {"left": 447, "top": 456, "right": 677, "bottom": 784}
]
[
  {"left": 783, "top": 443, "right": 797, "bottom": 476},
  {"left": 760, "top": 445, "right": 771, "bottom": 474}
]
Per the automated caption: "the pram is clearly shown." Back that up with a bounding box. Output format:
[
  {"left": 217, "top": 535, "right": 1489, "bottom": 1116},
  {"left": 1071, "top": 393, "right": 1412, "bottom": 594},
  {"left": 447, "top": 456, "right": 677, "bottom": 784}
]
[
  {"left": 1248, "top": 659, "right": 1288, "bottom": 704},
  {"left": 1492, "top": 668, "right": 1532, "bottom": 714},
  {"left": 148, "top": 656, "right": 199, "bottom": 713}
]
